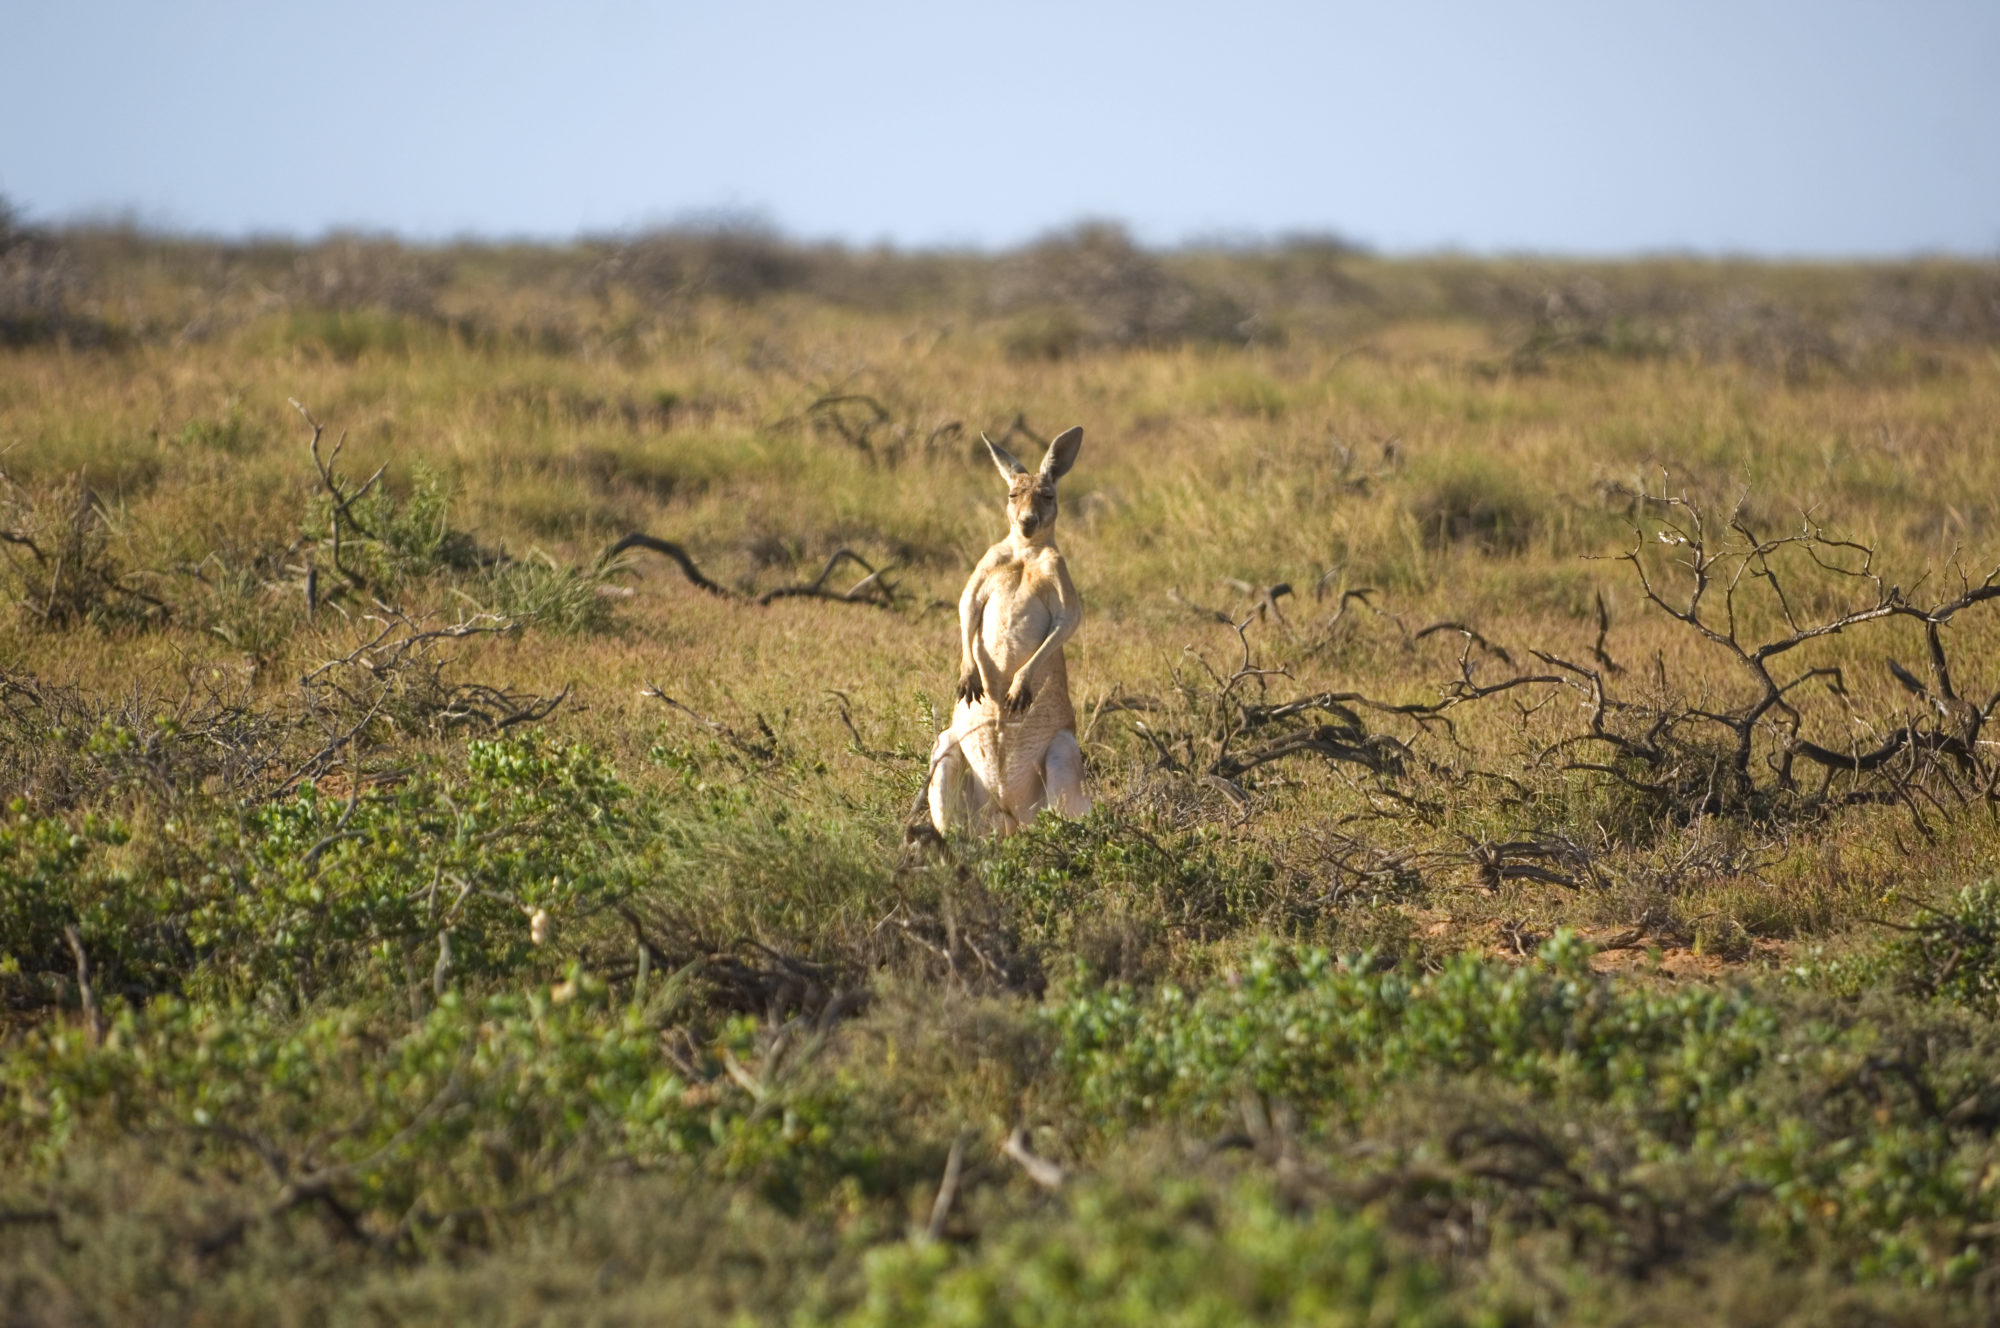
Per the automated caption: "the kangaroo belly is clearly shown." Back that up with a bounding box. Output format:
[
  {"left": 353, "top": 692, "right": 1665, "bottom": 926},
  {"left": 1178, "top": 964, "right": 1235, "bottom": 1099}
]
[
  {"left": 952, "top": 655, "right": 1076, "bottom": 820},
  {"left": 979, "top": 591, "right": 1051, "bottom": 679}
]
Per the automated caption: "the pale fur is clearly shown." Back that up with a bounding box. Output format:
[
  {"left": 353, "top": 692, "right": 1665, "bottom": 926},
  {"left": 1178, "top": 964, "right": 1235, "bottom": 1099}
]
[{"left": 927, "top": 426, "right": 1092, "bottom": 836}]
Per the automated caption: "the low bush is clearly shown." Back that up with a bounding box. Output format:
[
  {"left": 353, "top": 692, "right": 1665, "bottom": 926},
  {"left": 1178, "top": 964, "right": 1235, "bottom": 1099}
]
[
  {"left": 1047, "top": 933, "right": 1776, "bottom": 1132},
  {"left": 1404, "top": 451, "right": 1545, "bottom": 554},
  {"left": 980, "top": 813, "right": 1277, "bottom": 970},
  {"left": 1811, "top": 881, "right": 2000, "bottom": 1016},
  {"left": 0, "top": 200, "right": 98, "bottom": 347},
  {"left": 839, "top": 1175, "right": 1457, "bottom": 1328},
  {"left": 478, "top": 553, "right": 614, "bottom": 634},
  {"left": 312, "top": 462, "right": 487, "bottom": 586},
  {"left": 1, "top": 985, "right": 864, "bottom": 1238},
  {"left": 1047, "top": 935, "right": 2000, "bottom": 1288},
  {"left": 992, "top": 223, "right": 1256, "bottom": 354},
  {"left": 1, "top": 737, "right": 638, "bottom": 1009},
  {"left": 0, "top": 473, "right": 161, "bottom": 628}
]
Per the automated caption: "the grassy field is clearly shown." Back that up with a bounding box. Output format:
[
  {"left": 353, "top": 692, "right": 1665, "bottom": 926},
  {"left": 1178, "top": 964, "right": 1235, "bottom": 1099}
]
[{"left": 5, "top": 213, "right": 2000, "bottom": 1324}]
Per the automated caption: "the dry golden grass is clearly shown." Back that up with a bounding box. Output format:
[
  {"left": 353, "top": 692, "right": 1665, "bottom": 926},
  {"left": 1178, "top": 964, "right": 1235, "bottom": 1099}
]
[{"left": 7, "top": 279, "right": 2000, "bottom": 968}]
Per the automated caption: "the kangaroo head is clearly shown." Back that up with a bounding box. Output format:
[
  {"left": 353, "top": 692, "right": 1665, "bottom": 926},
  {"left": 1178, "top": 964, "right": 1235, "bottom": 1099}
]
[{"left": 984, "top": 426, "right": 1082, "bottom": 543}]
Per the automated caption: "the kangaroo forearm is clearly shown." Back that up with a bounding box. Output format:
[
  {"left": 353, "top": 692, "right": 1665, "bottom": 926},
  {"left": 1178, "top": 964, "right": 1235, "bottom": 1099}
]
[
  {"left": 958, "top": 590, "right": 988, "bottom": 678},
  {"left": 975, "top": 639, "right": 1006, "bottom": 695},
  {"left": 1009, "top": 617, "right": 1074, "bottom": 691},
  {"left": 957, "top": 612, "right": 979, "bottom": 670}
]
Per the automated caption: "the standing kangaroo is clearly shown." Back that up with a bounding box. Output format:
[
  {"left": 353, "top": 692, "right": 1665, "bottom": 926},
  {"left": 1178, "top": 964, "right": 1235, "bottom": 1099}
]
[{"left": 926, "top": 426, "right": 1092, "bottom": 836}]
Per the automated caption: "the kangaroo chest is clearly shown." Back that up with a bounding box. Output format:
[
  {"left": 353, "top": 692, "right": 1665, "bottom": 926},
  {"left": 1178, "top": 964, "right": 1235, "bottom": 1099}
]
[{"left": 978, "top": 555, "right": 1059, "bottom": 675}]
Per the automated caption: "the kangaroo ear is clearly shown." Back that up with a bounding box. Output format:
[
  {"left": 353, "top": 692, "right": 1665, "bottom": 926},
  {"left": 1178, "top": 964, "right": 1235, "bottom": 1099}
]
[
  {"left": 983, "top": 433, "right": 1028, "bottom": 480},
  {"left": 1040, "top": 426, "right": 1083, "bottom": 480}
]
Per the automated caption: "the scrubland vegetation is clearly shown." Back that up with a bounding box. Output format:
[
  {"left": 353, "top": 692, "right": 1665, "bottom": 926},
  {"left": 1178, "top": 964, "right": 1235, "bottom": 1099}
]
[{"left": 5, "top": 200, "right": 2000, "bottom": 1323}]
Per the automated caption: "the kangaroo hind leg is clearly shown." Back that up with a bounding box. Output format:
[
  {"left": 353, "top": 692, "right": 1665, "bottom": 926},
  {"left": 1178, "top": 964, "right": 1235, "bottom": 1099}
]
[
  {"left": 927, "top": 727, "right": 991, "bottom": 836},
  {"left": 1042, "top": 729, "right": 1091, "bottom": 819}
]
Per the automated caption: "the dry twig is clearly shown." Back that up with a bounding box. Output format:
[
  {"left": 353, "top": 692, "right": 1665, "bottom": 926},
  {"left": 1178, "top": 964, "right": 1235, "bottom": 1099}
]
[
  {"left": 1001, "top": 1126, "right": 1066, "bottom": 1191},
  {"left": 926, "top": 1134, "right": 968, "bottom": 1241}
]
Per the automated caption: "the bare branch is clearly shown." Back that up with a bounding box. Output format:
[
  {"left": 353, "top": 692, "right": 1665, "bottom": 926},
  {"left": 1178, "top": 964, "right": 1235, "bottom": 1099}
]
[
  {"left": 63, "top": 925, "right": 100, "bottom": 1046},
  {"left": 600, "top": 533, "right": 732, "bottom": 597},
  {"left": 1001, "top": 1126, "right": 1066, "bottom": 1191},
  {"left": 641, "top": 686, "right": 778, "bottom": 763},
  {"left": 925, "top": 1134, "right": 967, "bottom": 1241},
  {"left": 604, "top": 535, "right": 899, "bottom": 608}
]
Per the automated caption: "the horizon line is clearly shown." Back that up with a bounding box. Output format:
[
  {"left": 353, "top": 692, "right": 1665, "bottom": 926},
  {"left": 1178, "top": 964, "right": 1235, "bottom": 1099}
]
[{"left": 15, "top": 205, "right": 1998, "bottom": 267}]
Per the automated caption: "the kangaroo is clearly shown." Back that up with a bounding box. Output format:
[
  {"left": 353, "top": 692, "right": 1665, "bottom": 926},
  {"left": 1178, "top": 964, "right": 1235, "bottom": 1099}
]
[{"left": 926, "top": 425, "right": 1092, "bottom": 836}]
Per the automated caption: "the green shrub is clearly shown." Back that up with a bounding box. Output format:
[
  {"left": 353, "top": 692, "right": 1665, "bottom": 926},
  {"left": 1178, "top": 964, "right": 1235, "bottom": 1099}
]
[
  {"left": 0, "top": 988, "right": 852, "bottom": 1225},
  {"left": 314, "top": 461, "right": 486, "bottom": 585},
  {"left": 980, "top": 814, "right": 1276, "bottom": 965},
  {"left": 0, "top": 473, "right": 158, "bottom": 628},
  {"left": 1046, "top": 933, "right": 1777, "bottom": 1132},
  {"left": 1046, "top": 935, "right": 2000, "bottom": 1288},
  {"left": 305, "top": 463, "right": 622, "bottom": 633},
  {"left": 479, "top": 553, "right": 612, "bottom": 634},
  {"left": 178, "top": 736, "right": 635, "bottom": 1001},
  {"left": 1405, "top": 452, "right": 1544, "bottom": 553},
  {"left": 0, "top": 809, "right": 150, "bottom": 997},
  {"left": 170, "top": 412, "right": 254, "bottom": 454},
  {"left": 0, "top": 736, "right": 643, "bottom": 1008},
  {"left": 1881, "top": 881, "right": 2000, "bottom": 1014},
  {"left": 838, "top": 1176, "right": 1458, "bottom": 1328}
]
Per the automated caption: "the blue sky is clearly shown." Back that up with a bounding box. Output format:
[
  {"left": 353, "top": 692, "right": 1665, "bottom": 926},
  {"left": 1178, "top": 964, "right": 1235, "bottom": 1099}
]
[{"left": 3, "top": 0, "right": 1995, "bottom": 254}]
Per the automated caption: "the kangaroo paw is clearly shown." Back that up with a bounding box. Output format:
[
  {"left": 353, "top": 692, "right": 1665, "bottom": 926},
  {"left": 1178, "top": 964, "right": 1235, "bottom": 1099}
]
[{"left": 957, "top": 670, "right": 984, "bottom": 704}]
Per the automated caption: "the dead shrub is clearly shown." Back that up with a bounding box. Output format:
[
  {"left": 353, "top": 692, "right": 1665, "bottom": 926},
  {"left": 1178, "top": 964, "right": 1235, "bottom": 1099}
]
[
  {"left": 286, "top": 233, "right": 447, "bottom": 317},
  {"left": 0, "top": 472, "right": 163, "bottom": 628},
  {"left": 0, "top": 668, "right": 282, "bottom": 811},
  {"left": 592, "top": 221, "right": 821, "bottom": 305},
  {"left": 0, "top": 199, "right": 99, "bottom": 347},
  {"left": 992, "top": 222, "right": 1256, "bottom": 354}
]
